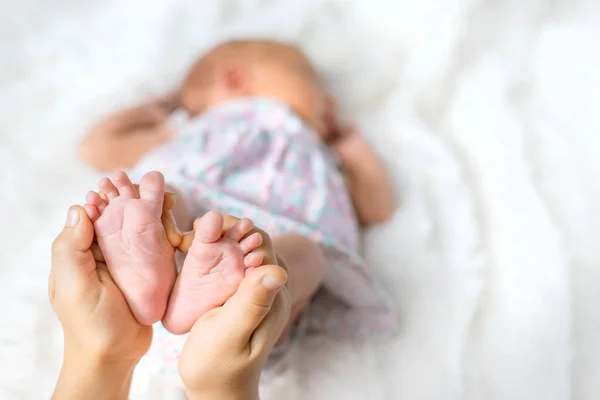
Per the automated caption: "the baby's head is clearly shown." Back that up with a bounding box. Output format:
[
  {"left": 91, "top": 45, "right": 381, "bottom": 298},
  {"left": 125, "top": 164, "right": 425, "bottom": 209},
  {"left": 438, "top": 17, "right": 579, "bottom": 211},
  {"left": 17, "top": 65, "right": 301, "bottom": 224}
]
[{"left": 179, "top": 39, "right": 332, "bottom": 138}]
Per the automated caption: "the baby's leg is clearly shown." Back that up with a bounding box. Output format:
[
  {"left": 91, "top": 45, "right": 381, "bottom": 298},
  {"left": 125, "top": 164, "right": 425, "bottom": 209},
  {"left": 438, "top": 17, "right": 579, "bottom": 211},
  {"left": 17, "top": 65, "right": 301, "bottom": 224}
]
[{"left": 272, "top": 234, "right": 326, "bottom": 328}]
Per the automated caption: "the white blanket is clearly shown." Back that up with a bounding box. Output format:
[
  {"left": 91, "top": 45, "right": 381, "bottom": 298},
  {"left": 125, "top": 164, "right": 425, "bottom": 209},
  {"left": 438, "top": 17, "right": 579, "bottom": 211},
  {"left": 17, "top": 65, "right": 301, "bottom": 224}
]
[{"left": 1, "top": 0, "right": 599, "bottom": 399}]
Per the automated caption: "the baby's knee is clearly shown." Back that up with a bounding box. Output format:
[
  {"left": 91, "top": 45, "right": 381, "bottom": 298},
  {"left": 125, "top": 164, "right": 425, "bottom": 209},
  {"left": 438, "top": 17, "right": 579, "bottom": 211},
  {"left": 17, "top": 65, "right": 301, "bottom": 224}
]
[{"left": 274, "top": 234, "right": 325, "bottom": 269}]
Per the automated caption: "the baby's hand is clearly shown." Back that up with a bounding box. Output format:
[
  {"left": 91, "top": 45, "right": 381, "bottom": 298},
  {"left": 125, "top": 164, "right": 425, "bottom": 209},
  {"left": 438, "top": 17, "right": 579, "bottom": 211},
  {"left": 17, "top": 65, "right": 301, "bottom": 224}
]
[
  {"left": 130, "top": 92, "right": 180, "bottom": 134},
  {"left": 143, "top": 92, "right": 180, "bottom": 114},
  {"left": 330, "top": 124, "right": 366, "bottom": 159}
]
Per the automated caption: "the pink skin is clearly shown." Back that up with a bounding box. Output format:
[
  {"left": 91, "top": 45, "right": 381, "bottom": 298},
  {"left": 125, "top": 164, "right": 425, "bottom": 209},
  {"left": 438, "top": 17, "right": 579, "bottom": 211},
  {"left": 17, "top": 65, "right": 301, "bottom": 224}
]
[
  {"left": 84, "top": 171, "right": 176, "bottom": 325},
  {"left": 162, "top": 211, "right": 265, "bottom": 335},
  {"left": 84, "top": 171, "right": 265, "bottom": 330}
]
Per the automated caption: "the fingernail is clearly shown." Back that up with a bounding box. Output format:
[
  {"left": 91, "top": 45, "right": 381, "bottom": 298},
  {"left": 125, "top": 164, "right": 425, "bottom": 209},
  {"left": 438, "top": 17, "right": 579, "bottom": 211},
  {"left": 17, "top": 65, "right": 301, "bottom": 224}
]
[
  {"left": 65, "top": 207, "right": 79, "bottom": 227},
  {"left": 262, "top": 273, "right": 283, "bottom": 290}
]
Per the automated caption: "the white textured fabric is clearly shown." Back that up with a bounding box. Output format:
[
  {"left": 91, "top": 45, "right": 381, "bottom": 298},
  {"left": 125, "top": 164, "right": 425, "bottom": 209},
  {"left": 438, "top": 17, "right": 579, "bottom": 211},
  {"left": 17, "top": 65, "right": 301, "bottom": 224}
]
[{"left": 1, "top": 1, "right": 599, "bottom": 399}]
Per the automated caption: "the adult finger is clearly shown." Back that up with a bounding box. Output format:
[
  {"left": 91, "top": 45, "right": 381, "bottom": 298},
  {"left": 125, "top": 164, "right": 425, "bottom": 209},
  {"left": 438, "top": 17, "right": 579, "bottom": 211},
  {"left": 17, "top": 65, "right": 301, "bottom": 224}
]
[
  {"left": 249, "top": 257, "right": 292, "bottom": 354},
  {"left": 91, "top": 243, "right": 105, "bottom": 263},
  {"left": 220, "top": 264, "right": 288, "bottom": 348},
  {"left": 131, "top": 184, "right": 176, "bottom": 213},
  {"left": 250, "top": 284, "right": 291, "bottom": 356},
  {"left": 48, "top": 270, "right": 56, "bottom": 302},
  {"left": 162, "top": 209, "right": 182, "bottom": 248},
  {"left": 163, "top": 191, "right": 176, "bottom": 212},
  {"left": 50, "top": 206, "right": 96, "bottom": 283}
]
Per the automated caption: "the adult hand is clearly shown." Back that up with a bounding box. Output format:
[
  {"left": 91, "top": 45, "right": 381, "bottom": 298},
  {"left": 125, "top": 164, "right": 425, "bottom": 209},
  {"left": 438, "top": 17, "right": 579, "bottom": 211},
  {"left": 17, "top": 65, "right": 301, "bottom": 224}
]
[
  {"left": 50, "top": 206, "right": 152, "bottom": 399},
  {"left": 178, "top": 218, "right": 291, "bottom": 400}
]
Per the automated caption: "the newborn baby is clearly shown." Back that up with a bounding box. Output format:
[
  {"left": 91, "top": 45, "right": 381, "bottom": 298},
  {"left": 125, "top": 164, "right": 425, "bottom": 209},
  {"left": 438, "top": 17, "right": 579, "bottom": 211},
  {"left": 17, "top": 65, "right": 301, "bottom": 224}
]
[{"left": 80, "top": 39, "right": 397, "bottom": 380}]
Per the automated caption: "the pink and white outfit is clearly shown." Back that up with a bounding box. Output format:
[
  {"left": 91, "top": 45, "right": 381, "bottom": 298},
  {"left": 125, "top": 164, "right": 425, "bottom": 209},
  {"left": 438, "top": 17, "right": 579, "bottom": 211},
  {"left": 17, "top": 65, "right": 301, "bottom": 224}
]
[{"left": 129, "top": 97, "right": 397, "bottom": 384}]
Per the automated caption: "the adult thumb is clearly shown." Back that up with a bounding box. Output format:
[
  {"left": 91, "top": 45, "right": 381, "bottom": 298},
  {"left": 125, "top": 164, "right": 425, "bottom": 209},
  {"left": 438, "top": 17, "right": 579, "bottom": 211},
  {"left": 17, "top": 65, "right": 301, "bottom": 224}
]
[
  {"left": 50, "top": 206, "right": 96, "bottom": 282},
  {"left": 221, "top": 264, "right": 288, "bottom": 347}
]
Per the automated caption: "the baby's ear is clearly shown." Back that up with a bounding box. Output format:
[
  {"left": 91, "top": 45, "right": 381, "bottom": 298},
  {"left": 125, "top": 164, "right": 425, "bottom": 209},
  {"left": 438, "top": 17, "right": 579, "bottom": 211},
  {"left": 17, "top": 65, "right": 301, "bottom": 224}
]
[{"left": 222, "top": 65, "right": 249, "bottom": 93}]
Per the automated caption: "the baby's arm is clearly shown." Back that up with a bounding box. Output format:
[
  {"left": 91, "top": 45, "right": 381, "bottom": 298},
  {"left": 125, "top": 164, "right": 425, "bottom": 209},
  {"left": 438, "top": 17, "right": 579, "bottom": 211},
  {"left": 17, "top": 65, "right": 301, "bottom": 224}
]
[
  {"left": 332, "top": 126, "right": 396, "bottom": 226},
  {"left": 79, "top": 94, "right": 178, "bottom": 171}
]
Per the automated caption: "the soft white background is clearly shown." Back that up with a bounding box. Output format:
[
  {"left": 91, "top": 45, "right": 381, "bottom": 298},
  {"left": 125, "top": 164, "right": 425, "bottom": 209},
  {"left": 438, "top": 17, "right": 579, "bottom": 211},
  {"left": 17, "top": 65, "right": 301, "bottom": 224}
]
[{"left": 1, "top": 0, "right": 599, "bottom": 399}]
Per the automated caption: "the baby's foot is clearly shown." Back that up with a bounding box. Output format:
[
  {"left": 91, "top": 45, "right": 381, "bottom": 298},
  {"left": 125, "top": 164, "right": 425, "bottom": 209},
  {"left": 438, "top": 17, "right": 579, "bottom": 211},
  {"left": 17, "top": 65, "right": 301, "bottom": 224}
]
[
  {"left": 162, "top": 211, "right": 266, "bottom": 334},
  {"left": 84, "top": 171, "right": 176, "bottom": 325}
]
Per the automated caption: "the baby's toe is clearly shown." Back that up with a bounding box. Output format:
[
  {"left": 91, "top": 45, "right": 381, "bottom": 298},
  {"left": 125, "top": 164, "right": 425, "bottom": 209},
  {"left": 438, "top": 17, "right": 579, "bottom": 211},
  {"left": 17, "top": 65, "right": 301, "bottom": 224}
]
[
  {"left": 244, "top": 252, "right": 264, "bottom": 268},
  {"left": 86, "top": 190, "right": 107, "bottom": 212},
  {"left": 113, "top": 171, "right": 138, "bottom": 199},
  {"left": 239, "top": 232, "right": 263, "bottom": 254},
  {"left": 225, "top": 218, "right": 254, "bottom": 242},
  {"left": 98, "top": 177, "right": 119, "bottom": 201},
  {"left": 193, "top": 211, "right": 224, "bottom": 244},
  {"left": 138, "top": 171, "right": 165, "bottom": 203},
  {"left": 84, "top": 203, "right": 101, "bottom": 222}
]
